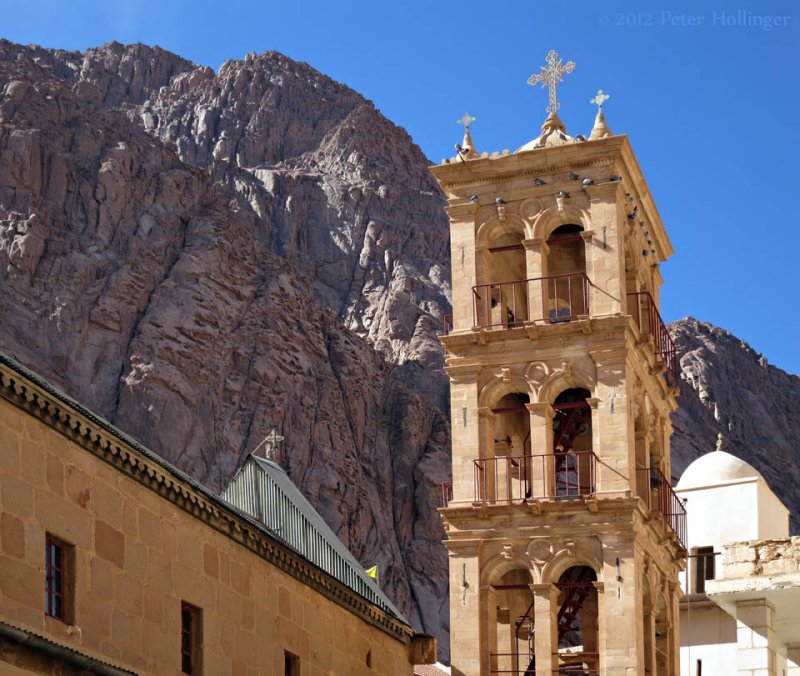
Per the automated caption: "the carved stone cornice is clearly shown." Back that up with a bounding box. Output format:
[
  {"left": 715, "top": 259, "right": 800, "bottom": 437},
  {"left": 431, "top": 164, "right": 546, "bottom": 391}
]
[{"left": 0, "top": 353, "right": 415, "bottom": 644}]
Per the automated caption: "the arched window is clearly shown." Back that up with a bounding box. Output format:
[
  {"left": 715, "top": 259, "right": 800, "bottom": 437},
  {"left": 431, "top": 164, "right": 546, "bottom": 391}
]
[
  {"left": 552, "top": 388, "right": 593, "bottom": 497},
  {"left": 490, "top": 568, "right": 535, "bottom": 676},
  {"left": 479, "top": 224, "right": 529, "bottom": 328},
  {"left": 484, "top": 393, "right": 531, "bottom": 502},
  {"left": 556, "top": 566, "right": 599, "bottom": 673},
  {"left": 545, "top": 224, "right": 588, "bottom": 322}
]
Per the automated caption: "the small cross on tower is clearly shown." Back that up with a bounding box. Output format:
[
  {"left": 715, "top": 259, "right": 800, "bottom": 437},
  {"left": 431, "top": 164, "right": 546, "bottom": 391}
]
[
  {"left": 527, "top": 49, "right": 576, "bottom": 114},
  {"left": 590, "top": 89, "right": 610, "bottom": 110},
  {"left": 457, "top": 111, "right": 476, "bottom": 130}
]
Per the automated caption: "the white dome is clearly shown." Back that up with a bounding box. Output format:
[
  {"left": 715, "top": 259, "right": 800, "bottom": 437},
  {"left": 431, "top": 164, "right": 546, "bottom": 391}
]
[{"left": 676, "top": 450, "right": 764, "bottom": 490}]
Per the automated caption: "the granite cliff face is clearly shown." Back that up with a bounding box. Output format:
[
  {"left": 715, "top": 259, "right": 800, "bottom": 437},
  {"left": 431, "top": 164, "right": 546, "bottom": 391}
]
[
  {"left": 2, "top": 38, "right": 799, "bottom": 663},
  {"left": 0, "top": 40, "right": 451, "bottom": 656},
  {"left": 670, "top": 317, "right": 800, "bottom": 531}
]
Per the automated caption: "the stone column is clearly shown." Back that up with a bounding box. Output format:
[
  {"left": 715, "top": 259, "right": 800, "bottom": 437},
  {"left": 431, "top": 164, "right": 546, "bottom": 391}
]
[
  {"left": 786, "top": 643, "right": 800, "bottom": 675},
  {"left": 736, "top": 598, "right": 777, "bottom": 676},
  {"left": 448, "top": 206, "right": 478, "bottom": 332},
  {"left": 448, "top": 544, "right": 482, "bottom": 676},
  {"left": 480, "top": 584, "right": 498, "bottom": 676},
  {"left": 477, "top": 407, "right": 495, "bottom": 502},
  {"left": 526, "top": 403, "right": 553, "bottom": 498},
  {"left": 531, "top": 583, "right": 559, "bottom": 676},
  {"left": 446, "top": 374, "right": 480, "bottom": 505},
  {"left": 523, "top": 238, "right": 547, "bottom": 322},
  {"left": 584, "top": 182, "right": 624, "bottom": 317},
  {"left": 600, "top": 536, "right": 643, "bottom": 675}
]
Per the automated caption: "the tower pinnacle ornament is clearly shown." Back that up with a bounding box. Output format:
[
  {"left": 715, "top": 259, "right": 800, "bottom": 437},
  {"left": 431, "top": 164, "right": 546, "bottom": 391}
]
[
  {"left": 455, "top": 111, "right": 479, "bottom": 160},
  {"left": 590, "top": 89, "right": 610, "bottom": 110},
  {"left": 527, "top": 50, "right": 576, "bottom": 114},
  {"left": 457, "top": 111, "right": 476, "bottom": 130}
]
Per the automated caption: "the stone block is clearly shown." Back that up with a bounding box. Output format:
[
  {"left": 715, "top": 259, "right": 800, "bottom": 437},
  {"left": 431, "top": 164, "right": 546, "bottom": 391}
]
[
  {"left": 115, "top": 574, "right": 144, "bottom": 614},
  {"left": 203, "top": 543, "right": 218, "bottom": 579},
  {"left": 0, "top": 422, "right": 21, "bottom": 473},
  {"left": 111, "top": 609, "right": 143, "bottom": 653},
  {"left": 64, "top": 464, "right": 91, "bottom": 510},
  {"left": 0, "top": 554, "right": 39, "bottom": 607},
  {"left": 230, "top": 559, "right": 251, "bottom": 596},
  {"left": 90, "top": 554, "right": 114, "bottom": 599},
  {"left": 1, "top": 512, "right": 25, "bottom": 558},
  {"left": 137, "top": 508, "right": 161, "bottom": 550},
  {"left": 143, "top": 586, "right": 163, "bottom": 624},
  {"left": 2, "top": 473, "right": 34, "bottom": 516},
  {"left": 145, "top": 549, "right": 172, "bottom": 591},
  {"left": 45, "top": 453, "right": 64, "bottom": 496},
  {"left": 95, "top": 520, "right": 125, "bottom": 568}
]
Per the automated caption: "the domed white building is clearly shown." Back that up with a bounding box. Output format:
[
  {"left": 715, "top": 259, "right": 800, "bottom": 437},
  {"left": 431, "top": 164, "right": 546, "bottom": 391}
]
[{"left": 676, "top": 436, "right": 800, "bottom": 676}]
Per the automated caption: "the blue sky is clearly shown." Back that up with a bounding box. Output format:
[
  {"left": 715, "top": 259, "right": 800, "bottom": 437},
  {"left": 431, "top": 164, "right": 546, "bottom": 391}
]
[{"left": 3, "top": 0, "right": 799, "bottom": 373}]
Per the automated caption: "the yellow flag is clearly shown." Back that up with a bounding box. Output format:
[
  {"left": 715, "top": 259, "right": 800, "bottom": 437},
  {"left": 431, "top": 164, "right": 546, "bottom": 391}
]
[{"left": 365, "top": 565, "right": 378, "bottom": 580}]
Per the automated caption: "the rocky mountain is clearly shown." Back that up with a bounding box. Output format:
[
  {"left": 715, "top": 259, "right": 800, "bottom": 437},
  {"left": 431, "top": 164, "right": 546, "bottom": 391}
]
[
  {"left": 0, "top": 40, "right": 452, "bottom": 657},
  {"left": 670, "top": 317, "right": 800, "bottom": 531},
  {"left": 1, "top": 39, "right": 798, "bottom": 664}
]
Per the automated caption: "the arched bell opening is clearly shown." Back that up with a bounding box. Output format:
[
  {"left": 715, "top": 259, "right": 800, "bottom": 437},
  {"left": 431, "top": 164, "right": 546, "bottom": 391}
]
[
  {"left": 545, "top": 224, "right": 588, "bottom": 322},
  {"left": 482, "top": 225, "right": 529, "bottom": 328},
  {"left": 488, "top": 393, "right": 531, "bottom": 502},
  {"left": 490, "top": 568, "right": 536, "bottom": 676},
  {"left": 555, "top": 566, "right": 599, "bottom": 674},
  {"left": 551, "top": 388, "right": 594, "bottom": 498}
]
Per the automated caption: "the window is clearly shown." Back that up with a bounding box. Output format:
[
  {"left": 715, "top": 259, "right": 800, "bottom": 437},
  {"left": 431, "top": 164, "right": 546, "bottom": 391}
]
[
  {"left": 285, "top": 650, "right": 300, "bottom": 676},
  {"left": 693, "top": 546, "right": 715, "bottom": 593},
  {"left": 181, "top": 602, "right": 203, "bottom": 674},
  {"left": 45, "top": 534, "right": 73, "bottom": 622}
]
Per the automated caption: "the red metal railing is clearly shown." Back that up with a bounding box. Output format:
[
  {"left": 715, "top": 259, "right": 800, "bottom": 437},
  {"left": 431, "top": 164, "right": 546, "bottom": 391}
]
[
  {"left": 442, "top": 314, "right": 452, "bottom": 335},
  {"left": 627, "top": 292, "right": 679, "bottom": 382},
  {"left": 637, "top": 466, "right": 687, "bottom": 548},
  {"left": 474, "top": 452, "right": 597, "bottom": 504},
  {"left": 472, "top": 273, "right": 591, "bottom": 329},
  {"left": 440, "top": 481, "right": 453, "bottom": 507}
]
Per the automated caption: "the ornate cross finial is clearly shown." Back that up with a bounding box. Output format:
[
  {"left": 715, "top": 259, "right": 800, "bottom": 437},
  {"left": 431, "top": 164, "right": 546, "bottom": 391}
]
[
  {"left": 253, "top": 428, "right": 285, "bottom": 462},
  {"left": 527, "top": 50, "right": 576, "bottom": 114},
  {"left": 457, "top": 111, "right": 476, "bottom": 130},
  {"left": 590, "top": 89, "right": 610, "bottom": 109}
]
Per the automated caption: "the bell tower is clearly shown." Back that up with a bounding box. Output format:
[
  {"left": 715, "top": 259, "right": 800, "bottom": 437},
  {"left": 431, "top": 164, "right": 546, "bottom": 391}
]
[{"left": 432, "top": 52, "right": 686, "bottom": 676}]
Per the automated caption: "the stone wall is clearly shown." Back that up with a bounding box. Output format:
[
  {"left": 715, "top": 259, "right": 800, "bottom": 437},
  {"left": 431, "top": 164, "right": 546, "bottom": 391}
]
[
  {"left": 721, "top": 538, "right": 800, "bottom": 579},
  {"left": 0, "top": 391, "right": 417, "bottom": 675}
]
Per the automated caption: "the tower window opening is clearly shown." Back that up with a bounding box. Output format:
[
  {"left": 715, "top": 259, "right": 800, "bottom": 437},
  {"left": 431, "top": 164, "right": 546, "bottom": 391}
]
[
  {"left": 545, "top": 224, "right": 587, "bottom": 322},
  {"left": 552, "top": 389, "right": 593, "bottom": 497}
]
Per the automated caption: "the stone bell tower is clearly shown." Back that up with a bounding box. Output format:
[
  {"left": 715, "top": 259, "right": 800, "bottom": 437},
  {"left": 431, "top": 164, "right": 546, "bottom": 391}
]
[{"left": 431, "top": 51, "right": 686, "bottom": 676}]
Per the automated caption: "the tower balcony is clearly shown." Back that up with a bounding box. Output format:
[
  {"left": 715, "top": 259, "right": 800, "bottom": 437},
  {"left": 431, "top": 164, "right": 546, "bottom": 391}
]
[
  {"left": 472, "top": 273, "right": 591, "bottom": 329},
  {"left": 473, "top": 451, "right": 597, "bottom": 504},
  {"left": 465, "top": 453, "right": 686, "bottom": 548},
  {"left": 627, "top": 291, "right": 679, "bottom": 382},
  {"left": 636, "top": 466, "right": 687, "bottom": 548}
]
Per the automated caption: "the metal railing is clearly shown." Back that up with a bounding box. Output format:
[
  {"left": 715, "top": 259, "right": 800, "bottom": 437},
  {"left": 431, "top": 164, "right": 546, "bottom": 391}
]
[
  {"left": 440, "top": 481, "right": 453, "bottom": 508},
  {"left": 442, "top": 314, "right": 452, "bottom": 335},
  {"left": 474, "top": 452, "right": 597, "bottom": 504},
  {"left": 636, "top": 466, "right": 687, "bottom": 548},
  {"left": 627, "top": 291, "right": 679, "bottom": 382},
  {"left": 472, "top": 273, "right": 591, "bottom": 329}
]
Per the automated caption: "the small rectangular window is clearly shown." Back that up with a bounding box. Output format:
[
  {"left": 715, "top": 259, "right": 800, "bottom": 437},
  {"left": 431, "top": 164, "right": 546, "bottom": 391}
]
[
  {"left": 285, "top": 650, "right": 300, "bottom": 676},
  {"left": 181, "top": 602, "right": 203, "bottom": 674},
  {"left": 693, "top": 546, "right": 715, "bottom": 593},
  {"left": 45, "top": 535, "right": 73, "bottom": 622}
]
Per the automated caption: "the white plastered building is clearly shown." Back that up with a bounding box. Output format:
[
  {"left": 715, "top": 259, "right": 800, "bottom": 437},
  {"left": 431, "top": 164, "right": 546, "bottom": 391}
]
[{"left": 676, "top": 438, "right": 800, "bottom": 675}]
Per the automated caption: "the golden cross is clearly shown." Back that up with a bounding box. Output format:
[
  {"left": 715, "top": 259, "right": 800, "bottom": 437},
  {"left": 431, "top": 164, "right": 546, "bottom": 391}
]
[
  {"left": 456, "top": 111, "right": 476, "bottom": 130},
  {"left": 527, "top": 50, "right": 576, "bottom": 114},
  {"left": 590, "top": 89, "right": 610, "bottom": 109}
]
